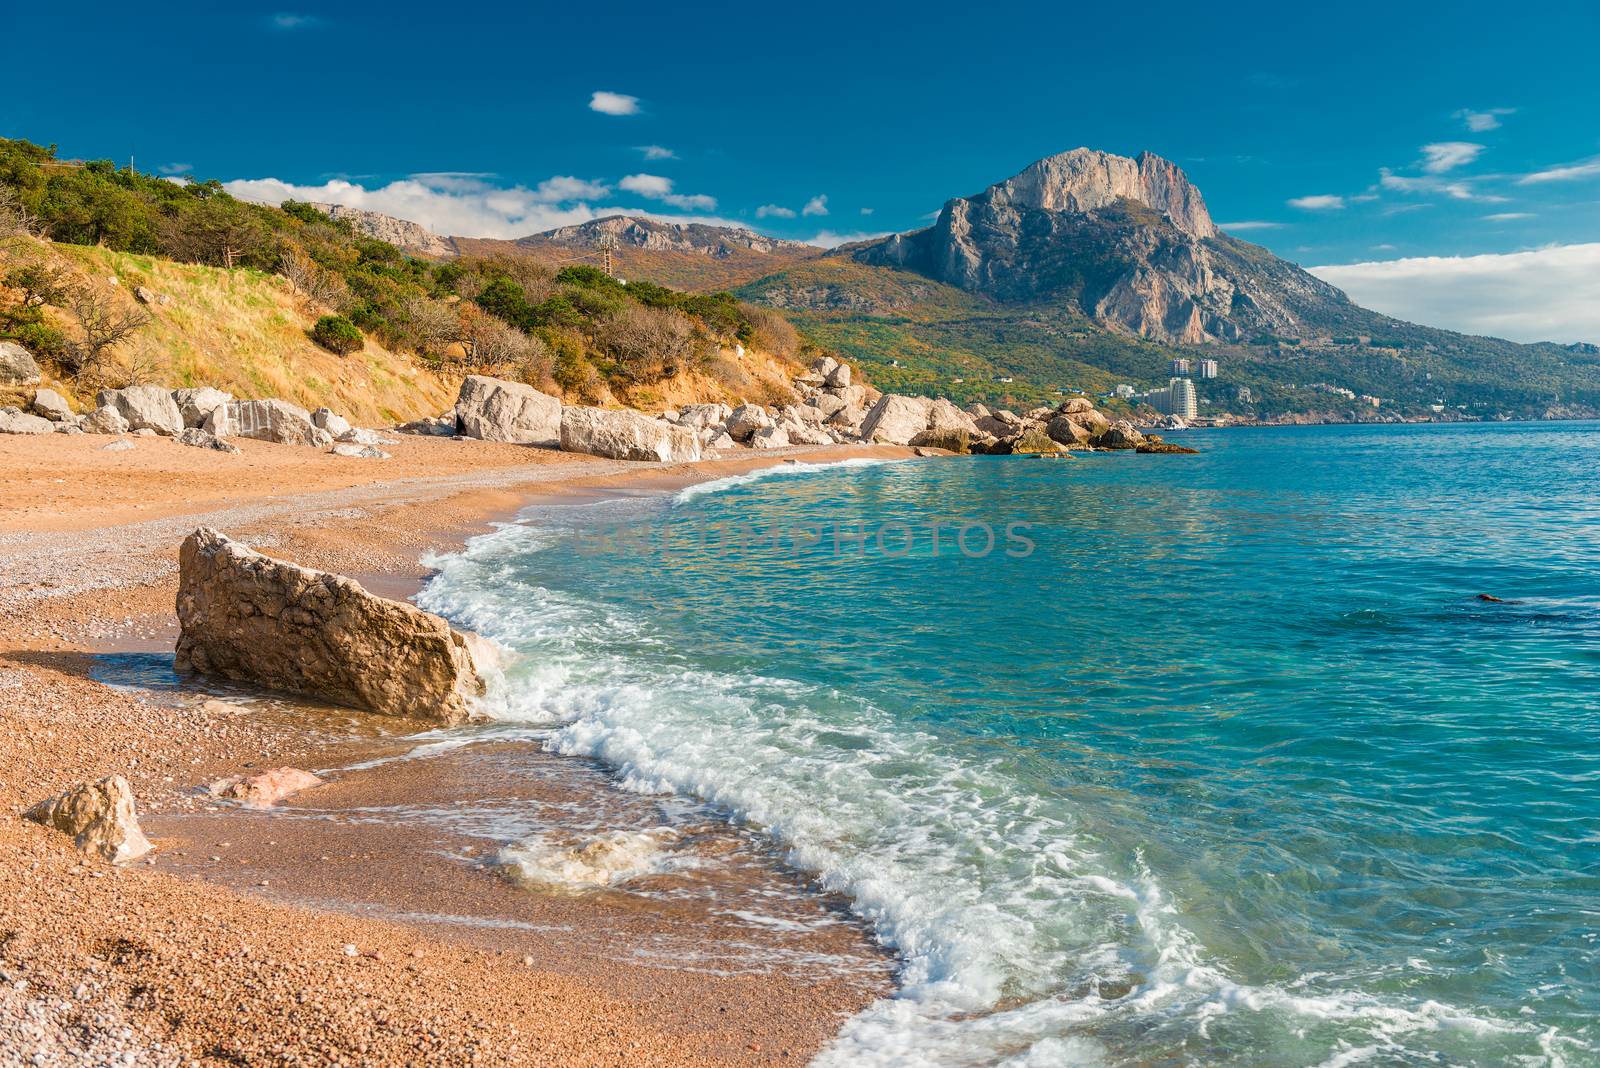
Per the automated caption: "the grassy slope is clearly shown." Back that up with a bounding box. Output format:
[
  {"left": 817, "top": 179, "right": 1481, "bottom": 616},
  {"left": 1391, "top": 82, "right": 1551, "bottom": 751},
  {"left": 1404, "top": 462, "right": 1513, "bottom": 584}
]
[{"left": 43, "top": 242, "right": 457, "bottom": 424}]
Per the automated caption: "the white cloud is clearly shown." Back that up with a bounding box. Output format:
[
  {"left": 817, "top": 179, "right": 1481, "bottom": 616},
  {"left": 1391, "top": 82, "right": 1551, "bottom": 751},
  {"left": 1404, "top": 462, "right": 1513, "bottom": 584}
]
[
  {"left": 1456, "top": 107, "right": 1515, "bottom": 132},
  {"left": 1518, "top": 158, "right": 1600, "bottom": 185},
  {"left": 590, "top": 91, "right": 640, "bottom": 116},
  {"left": 1288, "top": 195, "right": 1345, "bottom": 211},
  {"left": 617, "top": 172, "right": 716, "bottom": 211},
  {"left": 534, "top": 176, "right": 610, "bottom": 201},
  {"left": 1378, "top": 169, "right": 1504, "bottom": 202},
  {"left": 756, "top": 204, "right": 797, "bottom": 219},
  {"left": 808, "top": 229, "right": 891, "bottom": 249},
  {"left": 1310, "top": 243, "right": 1600, "bottom": 344},
  {"left": 802, "top": 194, "right": 829, "bottom": 217},
  {"left": 638, "top": 145, "right": 677, "bottom": 160},
  {"left": 224, "top": 175, "right": 601, "bottom": 238},
  {"left": 860, "top": 207, "right": 875, "bottom": 216},
  {"left": 1483, "top": 212, "right": 1533, "bottom": 222},
  {"left": 1217, "top": 220, "right": 1284, "bottom": 231},
  {"left": 269, "top": 12, "right": 317, "bottom": 29},
  {"left": 1421, "top": 141, "right": 1484, "bottom": 173},
  {"left": 158, "top": 162, "right": 192, "bottom": 176},
  {"left": 618, "top": 173, "right": 672, "bottom": 197}
]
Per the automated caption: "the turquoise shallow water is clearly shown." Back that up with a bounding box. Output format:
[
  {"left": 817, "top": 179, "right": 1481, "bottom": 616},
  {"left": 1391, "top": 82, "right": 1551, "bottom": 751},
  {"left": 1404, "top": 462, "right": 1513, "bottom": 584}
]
[{"left": 420, "top": 422, "right": 1600, "bottom": 1066}]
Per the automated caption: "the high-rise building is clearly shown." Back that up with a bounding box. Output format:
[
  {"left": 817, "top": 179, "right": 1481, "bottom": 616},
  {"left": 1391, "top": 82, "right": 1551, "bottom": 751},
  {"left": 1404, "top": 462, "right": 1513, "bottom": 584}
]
[
  {"left": 1170, "top": 357, "right": 1191, "bottom": 376},
  {"left": 1148, "top": 377, "right": 1199, "bottom": 420},
  {"left": 1198, "top": 358, "right": 1218, "bottom": 379}
]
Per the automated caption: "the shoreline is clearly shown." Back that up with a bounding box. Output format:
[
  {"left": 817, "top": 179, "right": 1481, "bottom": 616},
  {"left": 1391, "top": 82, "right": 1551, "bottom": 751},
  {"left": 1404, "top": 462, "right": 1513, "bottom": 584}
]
[{"left": 0, "top": 435, "right": 920, "bottom": 1066}]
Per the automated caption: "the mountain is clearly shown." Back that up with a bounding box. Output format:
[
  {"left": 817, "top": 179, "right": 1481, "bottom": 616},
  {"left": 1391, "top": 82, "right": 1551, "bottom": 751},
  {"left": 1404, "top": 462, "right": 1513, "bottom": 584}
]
[
  {"left": 452, "top": 215, "right": 825, "bottom": 291},
  {"left": 311, "top": 203, "right": 456, "bottom": 259},
  {"left": 854, "top": 148, "right": 1351, "bottom": 346}
]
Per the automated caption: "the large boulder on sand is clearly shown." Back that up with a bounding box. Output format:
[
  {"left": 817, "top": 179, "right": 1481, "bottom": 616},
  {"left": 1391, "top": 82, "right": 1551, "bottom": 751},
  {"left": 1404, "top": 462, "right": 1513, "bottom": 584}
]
[
  {"left": 559, "top": 406, "right": 702, "bottom": 463},
  {"left": 209, "top": 399, "right": 332, "bottom": 446},
  {"left": 0, "top": 341, "right": 42, "bottom": 386},
  {"left": 24, "top": 775, "right": 152, "bottom": 864},
  {"left": 173, "top": 387, "right": 233, "bottom": 429},
  {"left": 82, "top": 405, "right": 130, "bottom": 435},
  {"left": 724, "top": 403, "right": 774, "bottom": 442},
  {"left": 861, "top": 394, "right": 979, "bottom": 445},
  {"left": 97, "top": 385, "right": 183, "bottom": 435},
  {"left": 677, "top": 403, "right": 732, "bottom": 431},
  {"left": 454, "top": 375, "right": 561, "bottom": 446},
  {"left": 311, "top": 407, "right": 352, "bottom": 439},
  {"left": 860, "top": 395, "right": 932, "bottom": 444},
  {"left": 174, "top": 528, "right": 487, "bottom": 724},
  {"left": 0, "top": 408, "right": 55, "bottom": 435}
]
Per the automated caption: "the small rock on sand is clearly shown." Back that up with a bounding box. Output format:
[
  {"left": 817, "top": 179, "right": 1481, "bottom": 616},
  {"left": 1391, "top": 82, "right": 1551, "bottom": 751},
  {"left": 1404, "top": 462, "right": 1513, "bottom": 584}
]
[{"left": 24, "top": 775, "right": 153, "bottom": 864}]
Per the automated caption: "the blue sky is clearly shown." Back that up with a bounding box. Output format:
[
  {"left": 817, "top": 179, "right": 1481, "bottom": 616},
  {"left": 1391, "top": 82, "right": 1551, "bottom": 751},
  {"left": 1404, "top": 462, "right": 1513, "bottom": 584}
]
[{"left": 6, "top": 0, "right": 1600, "bottom": 340}]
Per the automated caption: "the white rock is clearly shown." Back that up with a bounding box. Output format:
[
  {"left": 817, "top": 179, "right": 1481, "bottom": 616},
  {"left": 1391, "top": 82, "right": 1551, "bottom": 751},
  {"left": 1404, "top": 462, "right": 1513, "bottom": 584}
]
[
  {"left": 559, "top": 406, "right": 702, "bottom": 463},
  {"left": 859, "top": 394, "right": 934, "bottom": 444},
  {"left": 454, "top": 375, "right": 561, "bottom": 445},
  {"left": 749, "top": 425, "right": 791, "bottom": 449},
  {"left": 175, "top": 427, "right": 241, "bottom": 453},
  {"left": 0, "top": 341, "right": 42, "bottom": 386},
  {"left": 83, "top": 405, "right": 131, "bottom": 434},
  {"left": 824, "top": 362, "right": 852, "bottom": 388},
  {"left": 311, "top": 407, "right": 352, "bottom": 438},
  {"left": 30, "top": 388, "right": 74, "bottom": 421},
  {"left": 0, "top": 408, "right": 55, "bottom": 435},
  {"left": 102, "top": 439, "right": 135, "bottom": 452},
  {"left": 96, "top": 385, "right": 183, "bottom": 436},
  {"left": 329, "top": 442, "right": 390, "bottom": 459},
  {"left": 172, "top": 387, "right": 233, "bottom": 429},
  {"left": 724, "top": 403, "right": 775, "bottom": 441},
  {"left": 216, "top": 399, "right": 332, "bottom": 446},
  {"left": 677, "top": 403, "right": 733, "bottom": 431}
]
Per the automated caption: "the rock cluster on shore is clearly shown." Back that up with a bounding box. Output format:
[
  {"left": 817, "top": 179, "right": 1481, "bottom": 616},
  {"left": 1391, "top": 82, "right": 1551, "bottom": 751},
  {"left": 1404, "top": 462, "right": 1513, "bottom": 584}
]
[
  {"left": 1, "top": 335, "right": 1193, "bottom": 459},
  {"left": 174, "top": 528, "right": 487, "bottom": 724}
]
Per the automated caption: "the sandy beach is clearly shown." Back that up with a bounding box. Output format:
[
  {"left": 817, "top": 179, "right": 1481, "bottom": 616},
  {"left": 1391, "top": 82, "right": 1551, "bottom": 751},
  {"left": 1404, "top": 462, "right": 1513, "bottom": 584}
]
[{"left": 1, "top": 433, "right": 916, "bottom": 1066}]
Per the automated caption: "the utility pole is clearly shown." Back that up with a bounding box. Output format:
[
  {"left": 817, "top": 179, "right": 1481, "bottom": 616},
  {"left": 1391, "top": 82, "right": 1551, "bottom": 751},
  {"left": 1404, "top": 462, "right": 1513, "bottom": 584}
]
[{"left": 597, "top": 233, "right": 618, "bottom": 278}]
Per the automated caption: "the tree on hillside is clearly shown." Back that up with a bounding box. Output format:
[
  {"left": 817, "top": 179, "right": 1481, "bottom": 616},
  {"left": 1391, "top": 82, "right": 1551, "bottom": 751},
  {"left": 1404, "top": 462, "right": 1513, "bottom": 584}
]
[
  {"left": 163, "top": 196, "right": 273, "bottom": 269},
  {"left": 59, "top": 282, "right": 150, "bottom": 377},
  {"left": 280, "top": 245, "right": 350, "bottom": 311}
]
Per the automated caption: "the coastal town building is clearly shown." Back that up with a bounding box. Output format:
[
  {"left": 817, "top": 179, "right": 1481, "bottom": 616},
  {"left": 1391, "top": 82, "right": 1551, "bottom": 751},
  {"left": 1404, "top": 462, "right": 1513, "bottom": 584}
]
[
  {"left": 1198, "top": 359, "right": 1218, "bottom": 379},
  {"left": 1170, "top": 358, "right": 1191, "bottom": 376},
  {"left": 1148, "top": 377, "right": 1199, "bottom": 420},
  {"left": 1115, "top": 384, "right": 1135, "bottom": 399}
]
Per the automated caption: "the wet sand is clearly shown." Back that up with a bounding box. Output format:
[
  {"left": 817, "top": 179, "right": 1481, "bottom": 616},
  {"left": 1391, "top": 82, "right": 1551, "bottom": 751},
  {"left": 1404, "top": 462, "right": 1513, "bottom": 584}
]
[{"left": 0, "top": 434, "right": 916, "bottom": 1065}]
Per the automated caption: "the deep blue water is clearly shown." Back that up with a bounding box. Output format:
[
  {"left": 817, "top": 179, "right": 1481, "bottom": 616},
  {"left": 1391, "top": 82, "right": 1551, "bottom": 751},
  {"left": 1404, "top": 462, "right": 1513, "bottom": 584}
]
[{"left": 420, "top": 422, "right": 1600, "bottom": 1066}]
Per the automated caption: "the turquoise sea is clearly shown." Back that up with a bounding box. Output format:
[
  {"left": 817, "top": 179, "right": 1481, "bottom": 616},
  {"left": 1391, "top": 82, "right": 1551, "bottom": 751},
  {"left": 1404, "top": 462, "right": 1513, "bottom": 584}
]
[{"left": 419, "top": 422, "right": 1600, "bottom": 1066}]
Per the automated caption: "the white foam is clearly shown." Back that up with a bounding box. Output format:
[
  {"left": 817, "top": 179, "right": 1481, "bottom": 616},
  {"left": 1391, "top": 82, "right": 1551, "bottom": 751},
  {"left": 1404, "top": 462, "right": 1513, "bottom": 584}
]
[
  {"left": 415, "top": 516, "right": 1588, "bottom": 1068},
  {"left": 673, "top": 457, "right": 903, "bottom": 503},
  {"left": 499, "top": 829, "right": 682, "bottom": 890}
]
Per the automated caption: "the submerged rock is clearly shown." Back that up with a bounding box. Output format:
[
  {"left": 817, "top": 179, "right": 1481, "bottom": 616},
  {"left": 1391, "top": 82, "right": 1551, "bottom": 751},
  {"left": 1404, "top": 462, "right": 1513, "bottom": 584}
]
[
  {"left": 25, "top": 775, "right": 153, "bottom": 863},
  {"left": 208, "top": 767, "right": 324, "bottom": 808},
  {"left": 174, "top": 528, "right": 486, "bottom": 724}
]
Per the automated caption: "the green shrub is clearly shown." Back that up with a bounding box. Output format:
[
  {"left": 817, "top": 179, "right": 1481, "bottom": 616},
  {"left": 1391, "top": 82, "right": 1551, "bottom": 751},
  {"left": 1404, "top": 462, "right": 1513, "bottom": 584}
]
[{"left": 311, "top": 314, "right": 364, "bottom": 354}]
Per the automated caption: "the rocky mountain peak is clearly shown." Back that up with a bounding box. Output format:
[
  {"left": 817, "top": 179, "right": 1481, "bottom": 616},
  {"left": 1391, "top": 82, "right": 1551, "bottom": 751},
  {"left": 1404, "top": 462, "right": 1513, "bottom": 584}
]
[
  {"left": 983, "top": 148, "right": 1216, "bottom": 239},
  {"left": 524, "top": 215, "right": 818, "bottom": 259},
  {"left": 853, "top": 147, "right": 1344, "bottom": 346},
  {"left": 311, "top": 203, "right": 454, "bottom": 258}
]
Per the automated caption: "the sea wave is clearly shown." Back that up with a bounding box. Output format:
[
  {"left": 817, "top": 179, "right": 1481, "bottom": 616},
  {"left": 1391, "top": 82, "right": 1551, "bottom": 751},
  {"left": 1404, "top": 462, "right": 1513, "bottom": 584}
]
[
  {"left": 414, "top": 469, "right": 1591, "bottom": 1067},
  {"left": 673, "top": 456, "right": 904, "bottom": 503}
]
